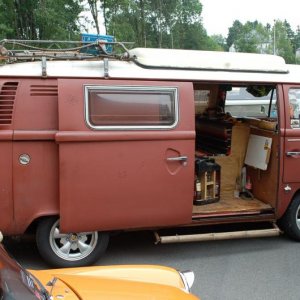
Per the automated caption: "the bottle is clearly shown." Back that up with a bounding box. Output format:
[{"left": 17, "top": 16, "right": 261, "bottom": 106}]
[
  {"left": 245, "top": 176, "right": 252, "bottom": 192},
  {"left": 234, "top": 177, "right": 240, "bottom": 198},
  {"left": 196, "top": 178, "right": 201, "bottom": 199},
  {"left": 241, "top": 166, "right": 246, "bottom": 192}
]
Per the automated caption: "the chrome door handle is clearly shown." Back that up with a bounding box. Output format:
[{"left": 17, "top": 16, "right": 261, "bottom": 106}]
[
  {"left": 166, "top": 156, "right": 188, "bottom": 162},
  {"left": 286, "top": 151, "right": 300, "bottom": 157}
]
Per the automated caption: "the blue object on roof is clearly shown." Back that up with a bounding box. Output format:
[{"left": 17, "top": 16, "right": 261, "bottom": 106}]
[{"left": 81, "top": 33, "right": 114, "bottom": 54}]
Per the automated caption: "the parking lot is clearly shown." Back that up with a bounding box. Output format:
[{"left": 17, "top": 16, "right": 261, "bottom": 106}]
[{"left": 5, "top": 230, "right": 300, "bottom": 300}]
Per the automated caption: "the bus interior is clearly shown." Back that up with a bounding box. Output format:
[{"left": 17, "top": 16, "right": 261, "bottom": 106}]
[{"left": 192, "top": 83, "right": 278, "bottom": 220}]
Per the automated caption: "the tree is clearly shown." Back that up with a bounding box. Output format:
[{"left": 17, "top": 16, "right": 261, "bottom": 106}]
[
  {"left": 294, "top": 27, "right": 300, "bottom": 50},
  {"left": 210, "top": 34, "right": 226, "bottom": 51},
  {"left": 226, "top": 20, "right": 243, "bottom": 50},
  {"left": 103, "top": 0, "right": 141, "bottom": 44},
  {"left": 86, "top": 0, "right": 102, "bottom": 34},
  {"left": 273, "top": 20, "right": 295, "bottom": 63},
  {"left": 226, "top": 19, "right": 296, "bottom": 63},
  {"left": 227, "top": 20, "right": 269, "bottom": 53},
  {"left": 295, "top": 27, "right": 300, "bottom": 64},
  {"left": 103, "top": 0, "right": 214, "bottom": 50},
  {"left": 0, "top": 1, "right": 15, "bottom": 39},
  {"left": 0, "top": 0, "right": 83, "bottom": 40}
]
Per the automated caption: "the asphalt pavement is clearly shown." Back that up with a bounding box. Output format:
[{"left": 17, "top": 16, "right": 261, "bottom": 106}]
[{"left": 4, "top": 230, "right": 300, "bottom": 300}]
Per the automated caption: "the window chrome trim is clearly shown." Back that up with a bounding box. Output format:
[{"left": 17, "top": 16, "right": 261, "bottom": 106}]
[{"left": 84, "top": 85, "right": 179, "bottom": 130}]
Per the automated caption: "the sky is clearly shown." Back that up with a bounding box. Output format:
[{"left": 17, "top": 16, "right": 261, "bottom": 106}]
[{"left": 200, "top": 0, "right": 300, "bottom": 36}]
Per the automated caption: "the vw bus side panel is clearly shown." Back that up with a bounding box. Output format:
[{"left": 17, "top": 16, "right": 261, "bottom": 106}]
[
  {"left": 57, "top": 79, "right": 195, "bottom": 232},
  {"left": 0, "top": 136, "right": 13, "bottom": 233},
  {"left": 0, "top": 80, "right": 17, "bottom": 234},
  {"left": 11, "top": 79, "right": 59, "bottom": 234}
]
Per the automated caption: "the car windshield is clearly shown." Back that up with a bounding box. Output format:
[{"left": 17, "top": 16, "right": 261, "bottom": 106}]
[{"left": 0, "top": 245, "right": 49, "bottom": 300}]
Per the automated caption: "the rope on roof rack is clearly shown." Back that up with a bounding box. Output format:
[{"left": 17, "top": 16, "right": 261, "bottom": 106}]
[{"left": 0, "top": 39, "right": 133, "bottom": 63}]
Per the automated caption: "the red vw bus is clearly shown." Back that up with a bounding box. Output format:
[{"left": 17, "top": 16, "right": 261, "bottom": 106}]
[{"left": 0, "top": 40, "right": 300, "bottom": 267}]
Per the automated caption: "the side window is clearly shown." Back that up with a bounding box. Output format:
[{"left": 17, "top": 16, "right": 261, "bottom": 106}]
[
  {"left": 225, "top": 86, "right": 277, "bottom": 118},
  {"left": 289, "top": 88, "right": 300, "bottom": 128},
  {"left": 85, "top": 86, "right": 178, "bottom": 129}
]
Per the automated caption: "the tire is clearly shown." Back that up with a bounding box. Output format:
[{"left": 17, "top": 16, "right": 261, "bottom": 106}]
[
  {"left": 36, "top": 217, "right": 109, "bottom": 268},
  {"left": 279, "top": 194, "right": 300, "bottom": 241}
]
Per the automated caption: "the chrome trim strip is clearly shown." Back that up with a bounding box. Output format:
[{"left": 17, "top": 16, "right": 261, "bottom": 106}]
[
  {"left": 55, "top": 131, "right": 194, "bottom": 142},
  {"left": 287, "top": 139, "right": 300, "bottom": 142}
]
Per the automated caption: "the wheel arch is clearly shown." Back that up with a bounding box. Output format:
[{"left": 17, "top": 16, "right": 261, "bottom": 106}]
[
  {"left": 277, "top": 190, "right": 300, "bottom": 241},
  {"left": 278, "top": 188, "right": 300, "bottom": 218},
  {"left": 25, "top": 213, "right": 59, "bottom": 235}
]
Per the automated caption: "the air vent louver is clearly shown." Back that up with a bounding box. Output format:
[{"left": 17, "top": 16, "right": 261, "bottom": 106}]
[
  {"left": 0, "top": 82, "right": 18, "bottom": 125},
  {"left": 30, "top": 85, "right": 58, "bottom": 96}
]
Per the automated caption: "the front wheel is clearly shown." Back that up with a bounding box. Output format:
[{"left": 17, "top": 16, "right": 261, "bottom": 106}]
[
  {"left": 278, "top": 194, "right": 300, "bottom": 241},
  {"left": 36, "top": 217, "right": 109, "bottom": 267}
]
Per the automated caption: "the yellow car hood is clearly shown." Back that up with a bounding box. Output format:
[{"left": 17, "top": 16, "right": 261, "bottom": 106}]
[{"left": 30, "top": 265, "right": 199, "bottom": 300}]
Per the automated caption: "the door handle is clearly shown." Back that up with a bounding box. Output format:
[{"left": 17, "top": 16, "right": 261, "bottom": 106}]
[
  {"left": 286, "top": 151, "right": 300, "bottom": 157},
  {"left": 166, "top": 156, "right": 188, "bottom": 164}
]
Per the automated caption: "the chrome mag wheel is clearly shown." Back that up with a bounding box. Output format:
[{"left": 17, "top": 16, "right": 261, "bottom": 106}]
[{"left": 49, "top": 219, "right": 99, "bottom": 261}]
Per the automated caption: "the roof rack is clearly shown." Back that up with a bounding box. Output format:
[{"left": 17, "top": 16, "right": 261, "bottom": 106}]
[{"left": 0, "top": 39, "right": 132, "bottom": 62}]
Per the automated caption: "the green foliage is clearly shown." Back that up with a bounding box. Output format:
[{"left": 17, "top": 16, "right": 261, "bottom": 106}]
[
  {"left": 103, "top": 0, "right": 214, "bottom": 50},
  {"left": 291, "top": 27, "right": 300, "bottom": 61},
  {"left": 227, "top": 19, "right": 297, "bottom": 63},
  {"left": 0, "top": 0, "right": 15, "bottom": 39},
  {"left": 210, "top": 35, "right": 226, "bottom": 51},
  {"left": 0, "top": 0, "right": 298, "bottom": 61},
  {"left": 227, "top": 20, "right": 270, "bottom": 53},
  {"left": 273, "top": 20, "right": 295, "bottom": 63},
  {"left": 0, "top": 0, "right": 82, "bottom": 40},
  {"left": 227, "top": 20, "right": 243, "bottom": 50},
  {"left": 86, "top": 0, "right": 103, "bottom": 34}
]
